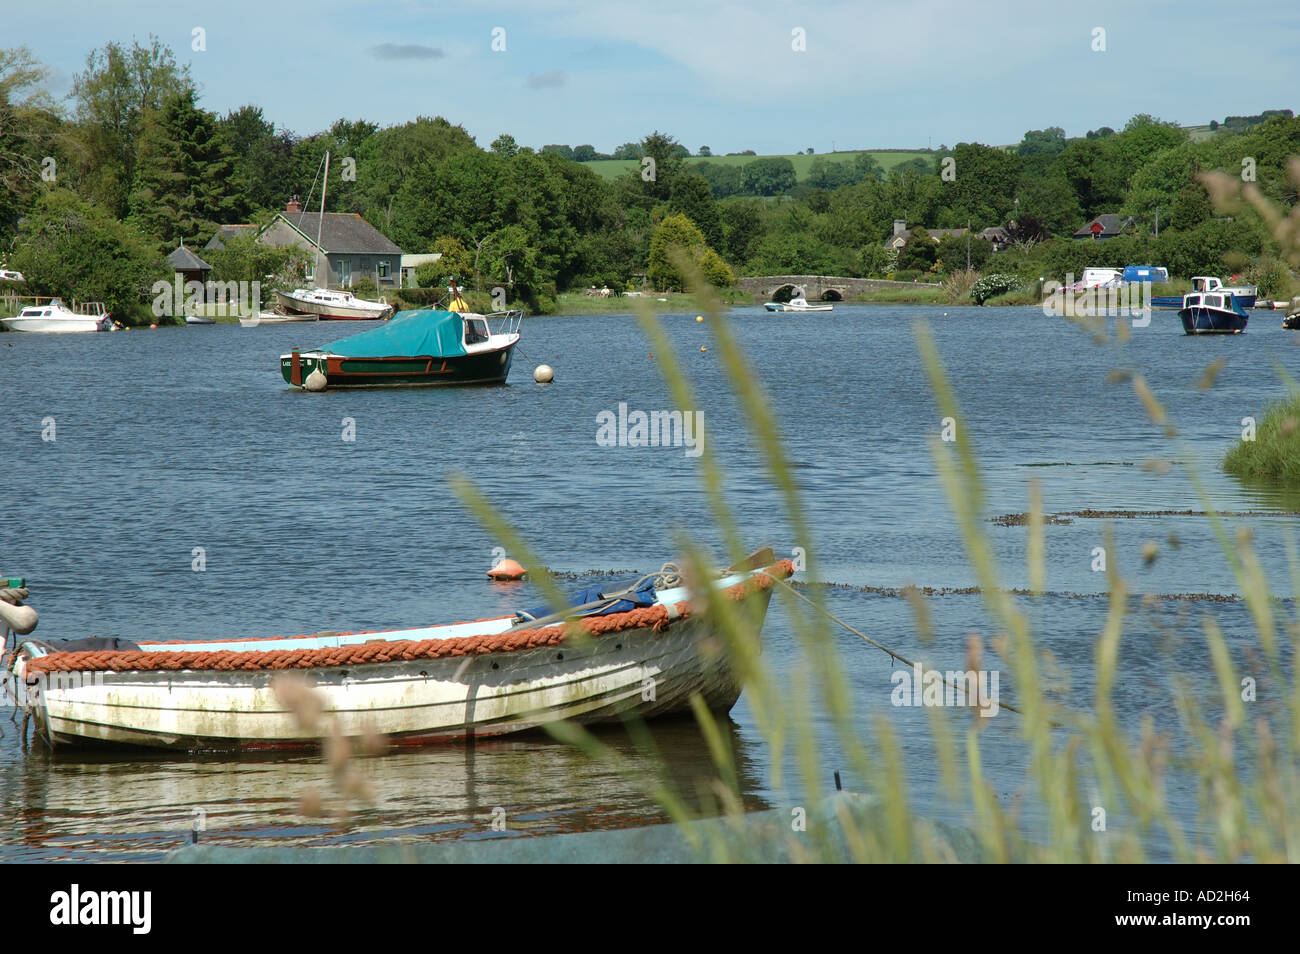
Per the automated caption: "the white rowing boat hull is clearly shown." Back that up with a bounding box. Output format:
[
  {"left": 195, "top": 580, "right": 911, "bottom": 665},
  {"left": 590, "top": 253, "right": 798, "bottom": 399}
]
[{"left": 19, "top": 595, "right": 770, "bottom": 750}]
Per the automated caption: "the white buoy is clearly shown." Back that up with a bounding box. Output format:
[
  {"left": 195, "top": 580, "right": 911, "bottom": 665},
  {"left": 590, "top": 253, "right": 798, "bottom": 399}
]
[
  {"left": 304, "top": 367, "right": 328, "bottom": 391},
  {"left": 534, "top": 364, "right": 554, "bottom": 384},
  {"left": 0, "top": 600, "right": 38, "bottom": 635}
]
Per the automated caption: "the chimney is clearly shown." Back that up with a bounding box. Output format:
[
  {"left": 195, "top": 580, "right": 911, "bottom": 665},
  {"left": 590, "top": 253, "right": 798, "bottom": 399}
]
[
  {"left": 893, "top": 219, "right": 907, "bottom": 237},
  {"left": 286, "top": 195, "right": 303, "bottom": 213}
]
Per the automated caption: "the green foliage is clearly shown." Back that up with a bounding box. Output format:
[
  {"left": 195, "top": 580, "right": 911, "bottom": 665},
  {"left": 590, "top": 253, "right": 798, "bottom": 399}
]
[
  {"left": 667, "top": 173, "right": 723, "bottom": 249},
  {"left": 414, "top": 236, "right": 473, "bottom": 288},
  {"left": 1224, "top": 394, "right": 1300, "bottom": 483},
  {"left": 70, "top": 36, "right": 192, "bottom": 217},
  {"left": 0, "top": 47, "right": 60, "bottom": 242},
  {"left": 1017, "top": 127, "right": 1066, "bottom": 156},
  {"left": 935, "top": 234, "right": 991, "bottom": 273},
  {"left": 741, "top": 157, "right": 797, "bottom": 196},
  {"left": 648, "top": 213, "right": 730, "bottom": 290},
  {"left": 205, "top": 233, "right": 301, "bottom": 288},
  {"left": 897, "top": 226, "right": 937, "bottom": 271},
  {"left": 9, "top": 188, "right": 166, "bottom": 319},
  {"left": 128, "top": 88, "right": 236, "bottom": 247}
]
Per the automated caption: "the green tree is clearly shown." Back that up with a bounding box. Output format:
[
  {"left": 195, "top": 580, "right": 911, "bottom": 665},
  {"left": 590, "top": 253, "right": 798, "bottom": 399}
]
[
  {"left": 1017, "top": 127, "right": 1066, "bottom": 156},
  {"left": 70, "top": 36, "right": 192, "bottom": 217},
  {"left": 573, "top": 144, "right": 597, "bottom": 161},
  {"left": 741, "top": 157, "right": 797, "bottom": 196},
  {"left": 692, "top": 161, "right": 742, "bottom": 199},
  {"left": 490, "top": 133, "right": 519, "bottom": 158},
  {"left": 647, "top": 213, "right": 731, "bottom": 290},
  {"left": 128, "top": 88, "right": 236, "bottom": 247},
  {"left": 940, "top": 142, "right": 1021, "bottom": 226},
  {"left": 668, "top": 172, "right": 723, "bottom": 248},
  {"left": 541, "top": 144, "right": 574, "bottom": 160},
  {"left": 414, "top": 236, "right": 474, "bottom": 287},
  {"left": 0, "top": 47, "right": 61, "bottom": 242},
  {"left": 698, "top": 146, "right": 712, "bottom": 157},
  {"left": 897, "top": 226, "right": 937, "bottom": 271},
  {"left": 10, "top": 188, "right": 166, "bottom": 319},
  {"left": 205, "top": 233, "right": 302, "bottom": 289}
]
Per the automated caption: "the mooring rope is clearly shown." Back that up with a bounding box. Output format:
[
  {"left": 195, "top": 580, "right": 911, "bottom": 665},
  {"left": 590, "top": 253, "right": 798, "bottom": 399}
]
[{"left": 771, "top": 576, "right": 1026, "bottom": 718}]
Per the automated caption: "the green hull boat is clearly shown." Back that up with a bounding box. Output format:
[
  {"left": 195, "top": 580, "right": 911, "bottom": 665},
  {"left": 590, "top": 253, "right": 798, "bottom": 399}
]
[{"left": 280, "top": 308, "right": 521, "bottom": 389}]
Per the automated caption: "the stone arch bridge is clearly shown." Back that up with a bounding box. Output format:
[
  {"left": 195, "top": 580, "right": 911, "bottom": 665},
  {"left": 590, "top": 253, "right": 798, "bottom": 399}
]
[{"left": 736, "top": 275, "right": 940, "bottom": 301}]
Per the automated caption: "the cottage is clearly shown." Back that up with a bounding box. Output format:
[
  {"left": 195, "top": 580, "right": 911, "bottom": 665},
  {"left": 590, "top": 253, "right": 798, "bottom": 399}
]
[
  {"left": 166, "top": 242, "right": 212, "bottom": 286},
  {"left": 255, "top": 197, "right": 404, "bottom": 290},
  {"left": 1072, "top": 214, "right": 1135, "bottom": 241},
  {"left": 979, "top": 227, "right": 1008, "bottom": 251},
  {"left": 883, "top": 219, "right": 970, "bottom": 249}
]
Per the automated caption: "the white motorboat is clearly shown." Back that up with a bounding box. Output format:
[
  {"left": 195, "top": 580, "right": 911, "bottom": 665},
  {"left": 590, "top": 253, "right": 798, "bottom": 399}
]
[
  {"left": 275, "top": 287, "right": 394, "bottom": 321},
  {"left": 764, "top": 297, "right": 834, "bottom": 312},
  {"left": 1, "top": 299, "right": 111, "bottom": 333}
]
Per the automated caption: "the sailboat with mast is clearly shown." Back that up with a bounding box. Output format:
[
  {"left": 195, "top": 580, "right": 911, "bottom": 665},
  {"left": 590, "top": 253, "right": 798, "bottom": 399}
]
[{"left": 273, "top": 151, "right": 395, "bottom": 321}]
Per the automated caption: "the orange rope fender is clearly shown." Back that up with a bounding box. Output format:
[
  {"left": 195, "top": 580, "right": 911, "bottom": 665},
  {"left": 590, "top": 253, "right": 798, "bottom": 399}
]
[{"left": 24, "top": 560, "right": 794, "bottom": 675}]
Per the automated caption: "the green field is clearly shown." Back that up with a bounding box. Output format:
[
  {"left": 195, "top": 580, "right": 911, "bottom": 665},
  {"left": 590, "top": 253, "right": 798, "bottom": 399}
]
[{"left": 579, "top": 149, "right": 934, "bottom": 182}]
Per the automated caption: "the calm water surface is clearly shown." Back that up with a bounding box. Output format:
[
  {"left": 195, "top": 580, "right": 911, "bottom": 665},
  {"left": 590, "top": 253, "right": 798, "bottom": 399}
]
[{"left": 1, "top": 304, "right": 1295, "bottom": 860}]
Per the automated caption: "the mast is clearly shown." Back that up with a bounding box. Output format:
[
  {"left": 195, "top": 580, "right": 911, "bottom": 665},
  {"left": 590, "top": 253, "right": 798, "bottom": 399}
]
[{"left": 316, "top": 151, "right": 330, "bottom": 287}]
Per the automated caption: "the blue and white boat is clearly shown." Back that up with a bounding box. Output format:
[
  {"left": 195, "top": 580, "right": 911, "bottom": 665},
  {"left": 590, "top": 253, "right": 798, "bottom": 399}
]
[
  {"left": 1179, "top": 290, "right": 1249, "bottom": 334},
  {"left": 1154, "top": 276, "right": 1258, "bottom": 310}
]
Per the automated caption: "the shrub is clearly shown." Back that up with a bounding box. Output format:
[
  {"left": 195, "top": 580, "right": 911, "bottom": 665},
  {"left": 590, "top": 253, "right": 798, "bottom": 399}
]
[{"left": 971, "top": 273, "right": 1022, "bottom": 305}]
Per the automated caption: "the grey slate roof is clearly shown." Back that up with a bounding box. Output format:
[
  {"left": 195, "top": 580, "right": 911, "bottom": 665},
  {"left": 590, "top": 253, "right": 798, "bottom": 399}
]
[
  {"left": 276, "top": 212, "right": 403, "bottom": 255},
  {"left": 167, "top": 244, "right": 212, "bottom": 271},
  {"left": 1072, "top": 214, "right": 1134, "bottom": 238},
  {"left": 205, "top": 224, "right": 258, "bottom": 251}
]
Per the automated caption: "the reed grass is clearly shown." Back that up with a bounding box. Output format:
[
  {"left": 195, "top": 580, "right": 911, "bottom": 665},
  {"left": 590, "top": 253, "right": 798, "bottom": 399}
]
[
  {"left": 449, "top": 187, "right": 1300, "bottom": 863},
  {"left": 1224, "top": 394, "right": 1300, "bottom": 485}
]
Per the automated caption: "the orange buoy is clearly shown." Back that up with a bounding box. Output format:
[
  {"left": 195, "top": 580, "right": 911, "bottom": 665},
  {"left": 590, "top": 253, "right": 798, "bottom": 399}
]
[{"left": 487, "top": 558, "right": 526, "bottom": 581}]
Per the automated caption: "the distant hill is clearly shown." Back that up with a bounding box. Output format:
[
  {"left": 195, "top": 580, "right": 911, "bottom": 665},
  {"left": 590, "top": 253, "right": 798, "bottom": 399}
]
[{"left": 579, "top": 149, "right": 935, "bottom": 182}]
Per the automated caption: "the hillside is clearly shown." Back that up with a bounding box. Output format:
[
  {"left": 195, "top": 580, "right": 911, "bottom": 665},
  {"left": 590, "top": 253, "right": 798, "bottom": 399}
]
[{"left": 579, "top": 149, "right": 934, "bottom": 182}]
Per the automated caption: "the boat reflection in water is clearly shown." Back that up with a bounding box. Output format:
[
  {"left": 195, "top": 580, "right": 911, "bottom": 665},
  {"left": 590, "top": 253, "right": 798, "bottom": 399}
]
[{"left": 2, "top": 719, "right": 770, "bottom": 861}]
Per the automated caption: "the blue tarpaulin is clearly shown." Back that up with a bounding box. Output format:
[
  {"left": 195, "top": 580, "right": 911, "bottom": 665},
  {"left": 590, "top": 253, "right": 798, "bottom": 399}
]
[
  {"left": 321, "top": 310, "right": 467, "bottom": 358},
  {"left": 523, "top": 580, "right": 659, "bottom": 622}
]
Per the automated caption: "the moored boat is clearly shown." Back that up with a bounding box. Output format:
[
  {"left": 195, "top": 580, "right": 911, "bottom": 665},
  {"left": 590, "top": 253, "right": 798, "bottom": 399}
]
[
  {"left": 6, "top": 555, "right": 792, "bottom": 750},
  {"left": 280, "top": 307, "right": 522, "bottom": 389},
  {"left": 184, "top": 314, "right": 216, "bottom": 325},
  {"left": 764, "top": 297, "right": 834, "bottom": 312},
  {"left": 1179, "top": 290, "right": 1249, "bottom": 334},
  {"left": 0, "top": 299, "right": 111, "bottom": 333},
  {"left": 274, "top": 287, "right": 394, "bottom": 320},
  {"left": 1155, "top": 276, "right": 1257, "bottom": 311}
]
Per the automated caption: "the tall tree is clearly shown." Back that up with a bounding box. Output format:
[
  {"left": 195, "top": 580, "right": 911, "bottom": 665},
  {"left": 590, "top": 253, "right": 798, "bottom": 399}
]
[
  {"left": 667, "top": 172, "right": 723, "bottom": 248},
  {"left": 70, "top": 36, "right": 192, "bottom": 217},
  {"left": 128, "top": 89, "right": 236, "bottom": 246}
]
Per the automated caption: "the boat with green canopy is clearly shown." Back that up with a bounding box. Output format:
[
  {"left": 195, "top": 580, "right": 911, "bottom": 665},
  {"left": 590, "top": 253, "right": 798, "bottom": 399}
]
[{"left": 280, "top": 308, "right": 522, "bottom": 389}]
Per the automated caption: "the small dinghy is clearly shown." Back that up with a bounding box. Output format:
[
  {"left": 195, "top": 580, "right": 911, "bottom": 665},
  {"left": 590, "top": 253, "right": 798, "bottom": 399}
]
[
  {"left": 280, "top": 307, "right": 522, "bottom": 389},
  {"left": 5, "top": 554, "right": 792, "bottom": 751}
]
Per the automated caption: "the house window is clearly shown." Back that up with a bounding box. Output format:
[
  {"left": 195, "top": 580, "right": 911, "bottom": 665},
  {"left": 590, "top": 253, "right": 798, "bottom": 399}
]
[
  {"left": 305, "top": 261, "right": 315, "bottom": 281},
  {"left": 378, "top": 261, "right": 390, "bottom": 279},
  {"left": 337, "top": 259, "right": 352, "bottom": 287}
]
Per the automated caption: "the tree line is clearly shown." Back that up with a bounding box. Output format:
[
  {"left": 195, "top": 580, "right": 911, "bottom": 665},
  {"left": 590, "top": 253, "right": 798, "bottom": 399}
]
[{"left": 2, "top": 36, "right": 1298, "bottom": 319}]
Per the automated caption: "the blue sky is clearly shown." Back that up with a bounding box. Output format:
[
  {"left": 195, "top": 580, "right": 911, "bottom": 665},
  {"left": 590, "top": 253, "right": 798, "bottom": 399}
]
[{"left": 10, "top": 0, "right": 1300, "bottom": 153}]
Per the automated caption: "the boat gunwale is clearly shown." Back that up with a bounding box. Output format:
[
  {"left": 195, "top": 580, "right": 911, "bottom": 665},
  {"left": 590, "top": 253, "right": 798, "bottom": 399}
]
[{"left": 17, "top": 562, "right": 793, "bottom": 675}]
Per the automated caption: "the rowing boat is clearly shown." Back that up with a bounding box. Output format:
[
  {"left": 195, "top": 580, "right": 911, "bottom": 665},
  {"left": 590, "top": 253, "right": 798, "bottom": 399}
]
[{"left": 6, "top": 554, "right": 791, "bottom": 751}]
